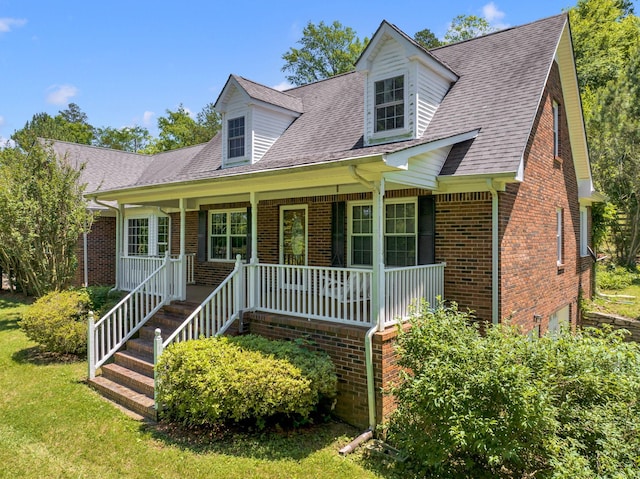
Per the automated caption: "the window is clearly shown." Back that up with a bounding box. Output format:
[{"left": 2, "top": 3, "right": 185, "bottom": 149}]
[
  {"left": 553, "top": 101, "right": 560, "bottom": 157},
  {"left": 348, "top": 199, "right": 417, "bottom": 267},
  {"left": 580, "top": 206, "right": 588, "bottom": 257},
  {"left": 126, "top": 215, "right": 170, "bottom": 257},
  {"left": 548, "top": 305, "right": 570, "bottom": 335},
  {"left": 228, "top": 117, "right": 245, "bottom": 158},
  {"left": 556, "top": 208, "right": 563, "bottom": 266},
  {"left": 375, "top": 75, "right": 404, "bottom": 132},
  {"left": 127, "top": 218, "right": 149, "bottom": 256},
  {"left": 280, "top": 206, "right": 307, "bottom": 265},
  {"left": 157, "top": 216, "right": 169, "bottom": 255},
  {"left": 209, "top": 209, "right": 248, "bottom": 261}
]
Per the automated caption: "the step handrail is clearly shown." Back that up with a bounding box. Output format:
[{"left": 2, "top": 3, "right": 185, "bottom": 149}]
[
  {"left": 88, "top": 252, "right": 172, "bottom": 379},
  {"left": 153, "top": 257, "right": 245, "bottom": 407}
]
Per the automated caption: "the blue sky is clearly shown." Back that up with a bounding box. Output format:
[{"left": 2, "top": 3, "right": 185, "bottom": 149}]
[{"left": 0, "top": 0, "right": 631, "bottom": 143}]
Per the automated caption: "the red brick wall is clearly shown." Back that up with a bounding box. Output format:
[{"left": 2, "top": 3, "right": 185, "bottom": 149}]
[
  {"left": 499, "top": 62, "right": 593, "bottom": 334},
  {"left": 435, "top": 192, "right": 493, "bottom": 322},
  {"left": 74, "top": 215, "right": 116, "bottom": 287},
  {"left": 244, "top": 311, "right": 402, "bottom": 428}
]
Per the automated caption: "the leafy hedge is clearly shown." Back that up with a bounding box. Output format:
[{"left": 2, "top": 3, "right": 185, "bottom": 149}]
[
  {"left": 388, "top": 300, "right": 640, "bottom": 478},
  {"left": 156, "top": 335, "right": 337, "bottom": 428},
  {"left": 20, "top": 290, "right": 91, "bottom": 355}
]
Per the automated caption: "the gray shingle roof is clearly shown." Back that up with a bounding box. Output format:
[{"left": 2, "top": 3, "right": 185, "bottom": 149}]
[{"left": 56, "top": 14, "right": 568, "bottom": 195}]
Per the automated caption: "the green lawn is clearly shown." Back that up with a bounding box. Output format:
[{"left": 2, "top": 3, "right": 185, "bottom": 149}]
[
  {"left": 588, "top": 265, "right": 640, "bottom": 319},
  {"left": 0, "top": 295, "right": 386, "bottom": 479}
]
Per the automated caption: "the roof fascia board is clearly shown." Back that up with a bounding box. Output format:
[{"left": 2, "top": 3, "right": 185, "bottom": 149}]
[{"left": 383, "top": 129, "right": 480, "bottom": 169}]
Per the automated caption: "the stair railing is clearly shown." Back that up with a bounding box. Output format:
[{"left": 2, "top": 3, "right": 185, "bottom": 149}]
[
  {"left": 153, "top": 256, "right": 245, "bottom": 406},
  {"left": 88, "top": 252, "right": 173, "bottom": 379}
]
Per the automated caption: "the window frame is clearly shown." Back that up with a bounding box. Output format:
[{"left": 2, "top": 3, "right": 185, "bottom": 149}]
[
  {"left": 125, "top": 214, "right": 170, "bottom": 257},
  {"left": 374, "top": 74, "right": 405, "bottom": 134},
  {"left": 556, "top": 207, "right": 564, "bottom": 266},
  {"left": 553, "top": 101, "right": 560, "bottom": 158},
  {"left": 208, "top": 208, "right": 248, "bottom": 262},
  {"left": 227, "top": 116, "right": 246, "bottom": 159},
  {"left": 346, "top": 198, "right": 418, "bottom": 268},
  {"left": 580, "top": 206, "right": 588, "bottom": 257}
]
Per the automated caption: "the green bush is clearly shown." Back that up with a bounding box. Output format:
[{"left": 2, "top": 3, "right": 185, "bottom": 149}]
[
  {"left": 597, "top": 264, "right": 637, "bottom": 290},
  {"left": 156, "top": 335, "right": 337, "bottom": 428},
  {"left": 387, "top": 300, "right": 640, "bottom": 478},
  {"left": 20, "top": 290, "right": 91, "bottom": 355},
  {"left": 82, "top": 286, "right": 123, "bottom": 318}
]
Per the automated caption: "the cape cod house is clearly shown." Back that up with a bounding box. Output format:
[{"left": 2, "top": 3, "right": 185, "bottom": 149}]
[{"left": 53, "top": 14, "right": 599, "bottom": 428}]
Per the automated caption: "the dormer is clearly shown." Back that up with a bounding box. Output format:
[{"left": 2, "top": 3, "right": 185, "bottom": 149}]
[
  {"left": 356, "top": 21, "right": 458, "bottom": 146},
  {"left": 214, "top": 75, "right": 304, "bottom": 167}
]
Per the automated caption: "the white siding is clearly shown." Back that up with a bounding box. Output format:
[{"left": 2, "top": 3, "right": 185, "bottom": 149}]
[
  {"left": 385, "top": 146, "right": 451, "bottom": 190},
  {"left": 416, "top": 64, "right": 452, "bottom": 137},
  {"left": 252, "top": 105, "right": 296, "bottom": 163},
  {"left": 222, "top": 88, "right": 250, "bottom": 167}
]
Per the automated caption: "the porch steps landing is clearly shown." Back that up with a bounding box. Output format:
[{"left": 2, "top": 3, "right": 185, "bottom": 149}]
[{"left": 88, "top": 301, "right": 199, "bottom": 421}]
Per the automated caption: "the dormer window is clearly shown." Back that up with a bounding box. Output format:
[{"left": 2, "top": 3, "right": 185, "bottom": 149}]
[
  {"left": 375, "top": 75, "right": 405, "bottom": 132},
  {"left": 228, "top": 117, "right": 245, "bottom": 158}
]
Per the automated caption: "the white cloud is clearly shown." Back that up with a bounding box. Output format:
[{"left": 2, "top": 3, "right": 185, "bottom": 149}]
[
  {"left": 46, "top": 84, "right": 78, "bottom": 105},
  {"left": 482, "top": 2, "right": 509, "bottom": 30},
  {"left": 0, "top": 137, "right": 15, "bottom": 149},
  {"left": 143, "top": 111, "right": 154, "bottom": 126},
  {"left": 272, "top": 81, "right": 293, "bottom": 92},
  {"left": 0, "top": 115, "right": 5, "bottom": 127},
  {"left": 0, "top": 17, "right": 27, "bottom": 33}
]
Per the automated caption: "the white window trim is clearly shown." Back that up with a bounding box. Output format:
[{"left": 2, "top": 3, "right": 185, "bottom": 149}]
[
  {"left": 279, "top": 205, "right": 308, "bottom": 265},
  {"left": 580, "top": 206, "right": 588, "bottom": 257},
  {"left": 223, "top": 111, "right": 251, "bottom": 167},
  {"left": 553, "top": 101, "right": 560, "bottom": 158},
  {"left": 347, "top": 198, "right": 418, "bottom": 268},
  {"left": 556, "top": 207, "right": 564, "bottom": 266},
  {"left": 125, "top": 213, "right": 170, "bottom": 257},
  {"left": 208, "top": 208, "right": 248, "bottom": 262},
  {"left": 369, "top": 70, "right": 411, "bottom": 142}
]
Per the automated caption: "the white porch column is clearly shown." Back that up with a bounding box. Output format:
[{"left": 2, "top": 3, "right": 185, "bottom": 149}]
[
  {"left": 116, "top": 203, "right": 125, "bottom": 290},
  {"left": 179, "top": 198, "right": 187, "bottom": 300},
  {"left": 249, "top": 191, "right": 259, "bottom": 309},
  {"left": 372, "top": 179, "right": 386, "bottom": 331}
]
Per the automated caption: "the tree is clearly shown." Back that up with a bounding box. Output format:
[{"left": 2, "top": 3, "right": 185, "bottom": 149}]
[
  {"left": 145, "top": 103, "right": 220, "bottom": 153},
  {"left": 94, "top": 125, "right": 151, "bottom": 152},
  {"left": 589, "top": 45, "right": 640, "bottom": 267},
  {"left": 0, "top": 138, "right": 94, "bottom": 296},
  {"left": 12, "top": 103, "right": 94, "bottom": 146},
  {"left": 414, "top": 28, "right": 443, "bottom": 49},
  {"left": 443, "top": 14, "right": 496, "bottom": 44},
  {"left": 281, "top": 21, "right": 368, "bottom": 86}
]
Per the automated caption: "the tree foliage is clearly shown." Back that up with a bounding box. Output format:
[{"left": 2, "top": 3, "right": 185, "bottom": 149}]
[
  {"left": 12, "top": 103, "right": 94, "bottom": 146},
  {"left": 388, "top": 301, "right": 640, "bottom": 478},
  {"left": 0, "top": 138, "right": 94, "bottom": 296},
  {"left": 94, "top": 125, "right": 151, "bottom": 152},
  {"left": 414, "top": 28, "right": 443, "bottom": 49},
  {"left": 569, "top": 0, "right": 640, "bottom": 266},
  {"left": 144, "top": 103, "right": 220, "bottom": 153},
  {"left": 443, "top": 14, "right": 496, "bottom": 44},
  {"left": 281, "top": 21, "right": 368, "bottom": 86}
]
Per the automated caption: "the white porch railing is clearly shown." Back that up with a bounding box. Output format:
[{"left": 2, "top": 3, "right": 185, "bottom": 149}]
[
  {"left": 120, "top": 253, "right": 193, "bottom": 300},
  {"left": 384, "top": 262, "right": 446, "bottom": 327},
  {"left": 253, "top": 264, "right": 373, "bottom": 326},
  {"left": 88, "top": 256, "right": 172, "bottom": 379}
]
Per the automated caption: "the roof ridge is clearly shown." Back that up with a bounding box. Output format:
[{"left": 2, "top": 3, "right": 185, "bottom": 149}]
[{"left": 44, "top": 138, "right": 150, "bottom": 157}]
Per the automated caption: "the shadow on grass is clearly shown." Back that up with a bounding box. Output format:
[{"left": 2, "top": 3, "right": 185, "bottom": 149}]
[
  {"left": 143, "top": 418, "right": 360, "bottom": 462},
  {"left": 12, "top": 346, "right": 84, "bottom": 365}
]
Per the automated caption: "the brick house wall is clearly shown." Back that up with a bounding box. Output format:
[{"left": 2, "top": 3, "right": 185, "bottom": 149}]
[
  {"left": 73, "top": 215, "right": 116, "bottom": 287},
  {"left": 499, "top": 61, "right": 593, "bottom": 334}
]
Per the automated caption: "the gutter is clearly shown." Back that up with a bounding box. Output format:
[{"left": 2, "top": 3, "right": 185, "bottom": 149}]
[{"left": 92, "top": 198, "right": 121, "bottom": 291}]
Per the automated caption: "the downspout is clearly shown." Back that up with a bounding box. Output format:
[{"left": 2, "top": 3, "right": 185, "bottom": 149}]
[
  {"left": 83, "top": 229, "right": 88, "bottom": 287},
  {"left": 92, "top": 198, "right": 121, "bottom": 291},
  {"left": 486, "top": 180, "right": 499, "bottom": 325},
  {"left": 348, "top": 165, "right": 380, "bottom": 433}
]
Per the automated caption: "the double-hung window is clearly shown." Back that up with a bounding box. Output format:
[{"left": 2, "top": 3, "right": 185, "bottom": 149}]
[
  {"left": 580, "top": 206, "right": 588, "bottom": 257},
  {"left": 209, "top": 209, "right": 248, "bottom": 261},
  {"left": 228, "top": 117, "right": 245, "bottom": 159},
  {"left": 556, "top": 208, "right": 564, "bottom": 266},
  {"left": 348, "top": 199, "right": 417, "bottom": 267},
  {"left": 127, "top": 218, "right": 149, "bottom": 256},
  {"left": 375, "top": 75, "right": 404, "bottom": 132},
  {"left": 126, "top": 215, "right": 170, "bottom": 256},
  {"left": 553, "top": 101, "right": 560, "bottom": 157}
]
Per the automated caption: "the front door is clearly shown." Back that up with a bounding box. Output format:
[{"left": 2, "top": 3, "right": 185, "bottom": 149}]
[{"left": 280, "top": 205, "right": 307, "bottom": 265}]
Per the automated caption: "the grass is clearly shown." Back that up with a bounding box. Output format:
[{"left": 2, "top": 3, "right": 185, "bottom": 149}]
[
  {"left": 588, "top": 264, "right": 640, "bottom": 319},
  {"left": 0, "top": 293, "right": 389, "bottom": 479}
]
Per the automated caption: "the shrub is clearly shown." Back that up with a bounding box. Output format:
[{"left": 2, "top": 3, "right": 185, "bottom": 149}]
[
  {"left": 597, "top": 264, "right": 637, "bottom": 290},
  {"left": 156, "top": 335, "right": 337, "bottom": 428},
  {"left": 387, "top": 300, "right": 640, "bottom": 478},
  {"left": 83, "top": 286, "right": 123, "bottom": 318},
  {"left": 20, "top": 290, "right": 91, "bottom": 355}
]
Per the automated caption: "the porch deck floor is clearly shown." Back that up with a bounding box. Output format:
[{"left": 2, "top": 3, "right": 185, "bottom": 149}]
[{"left": 184, "top": 285, "right": 215, "bottom": 304}]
